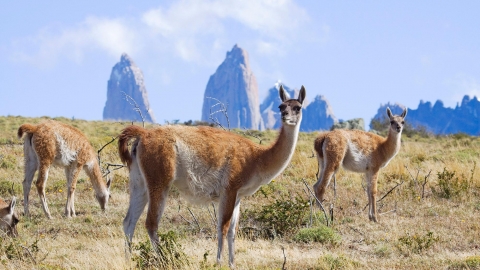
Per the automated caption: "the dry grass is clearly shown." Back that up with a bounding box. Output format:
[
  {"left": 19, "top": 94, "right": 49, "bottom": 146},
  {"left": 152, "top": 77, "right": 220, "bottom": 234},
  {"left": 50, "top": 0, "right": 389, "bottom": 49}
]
[{"left": 0, "top": 115, "right": 479, "bottom": 269}]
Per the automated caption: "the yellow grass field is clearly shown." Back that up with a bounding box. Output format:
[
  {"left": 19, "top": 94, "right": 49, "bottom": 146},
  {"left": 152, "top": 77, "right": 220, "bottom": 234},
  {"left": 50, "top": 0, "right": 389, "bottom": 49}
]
[{"left": 0, "top": 115, "right": 479, "bottom": 269}]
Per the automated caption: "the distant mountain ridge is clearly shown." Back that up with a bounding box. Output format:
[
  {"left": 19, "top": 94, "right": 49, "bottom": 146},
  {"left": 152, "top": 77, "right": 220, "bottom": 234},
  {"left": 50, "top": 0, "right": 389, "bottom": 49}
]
[{"left": 371, "top": 95, "right": 480, "bottom": 135}]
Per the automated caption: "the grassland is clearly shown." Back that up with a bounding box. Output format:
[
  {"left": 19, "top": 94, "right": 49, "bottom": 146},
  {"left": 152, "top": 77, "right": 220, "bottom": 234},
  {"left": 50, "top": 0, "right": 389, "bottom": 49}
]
[{"left": 0, "top": 115, "right": 479, "bottom": 269}]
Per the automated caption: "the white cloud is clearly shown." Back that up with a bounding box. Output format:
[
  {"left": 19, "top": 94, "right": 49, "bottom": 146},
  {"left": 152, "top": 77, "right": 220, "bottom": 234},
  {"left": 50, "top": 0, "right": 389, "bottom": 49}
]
[
  {"left": 141, "top": 0, "right": 309, "bottom": 62},
  {"left": 11, "top": 17, "right": 137, "bottom": 68},
  {"left": 12, "top": 0, "right": 310, "bottom": 68}
]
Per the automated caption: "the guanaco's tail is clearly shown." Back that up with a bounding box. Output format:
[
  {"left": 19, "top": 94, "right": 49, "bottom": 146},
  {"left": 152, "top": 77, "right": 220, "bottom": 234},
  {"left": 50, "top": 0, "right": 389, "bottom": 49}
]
[
  {"left": 17, "top": 124, "right": 38, "bottom": 139},
  {"left": 118, "top": 125, "right": 146, "bottom": 168},
  {"left": 314, "top": 133, "right": 327, "bottom": 160}
]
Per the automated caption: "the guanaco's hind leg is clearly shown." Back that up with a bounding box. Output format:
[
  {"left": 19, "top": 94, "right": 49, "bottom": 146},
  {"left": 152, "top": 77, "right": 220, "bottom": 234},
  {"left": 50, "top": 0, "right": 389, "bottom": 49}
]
[
  {"left": 36, "top": 162, "right": 52, "bottom": 219},
  {"left": 23, "top": 150, "right": 38, "bottom": 218},
  {"left": 313, "top": 136, "right": 346, "bottom": 202},
  {"left": 123, "top": 156, "right": 148, "bottom": 243},
  {"left": 65, "top": 163, "right": 83, "bottom": 217}
]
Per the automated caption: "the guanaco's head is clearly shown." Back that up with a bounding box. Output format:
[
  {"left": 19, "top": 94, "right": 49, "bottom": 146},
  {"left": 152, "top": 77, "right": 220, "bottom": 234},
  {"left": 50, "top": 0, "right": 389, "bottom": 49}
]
[
  {"left": 96, "top": 176, "right": 112, "bottom": 211},
  {"left": 0, "top": 197, "right": 19, "bottom": 237},
  {"left": 387, "top": 107, "right": 407, "bottom": 134},
  {"left": 278, "top": 85, "right": 306, "bottom": 126}
]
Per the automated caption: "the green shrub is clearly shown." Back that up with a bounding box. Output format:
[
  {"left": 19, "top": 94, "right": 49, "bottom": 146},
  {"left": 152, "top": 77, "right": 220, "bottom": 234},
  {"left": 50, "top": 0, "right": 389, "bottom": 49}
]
[
  {"left": 0, "top": 180, "right": 21, "bottom": 197},
  {"left": 317, "top": 254, "right": 359, "bottom": 270},
  {"left": 131, "top": 231, "right": 190, "bottom": 269},
  {"left": 465, "top": 256, "right": 480, "bottom": 269},
  {"left": 293, "top": 225, "right": 341, "bottom": 245},
  {"left": 432, "top": 167, "right": 471, "bottom": 199},
  {"left": 396, "top": 231, "right": 439, "bottom": 254},
  {"left": 0, "top": 154, "right": 17, "bottom": 170},
  {"left": 448, "top": 255, "right": 480, "bottom": 270},
  {"left": 0, "top": 237, "right": 45, "bottom": 264},
  {"left": 255, "top": 195, "right": 309, "bottom": 237}
]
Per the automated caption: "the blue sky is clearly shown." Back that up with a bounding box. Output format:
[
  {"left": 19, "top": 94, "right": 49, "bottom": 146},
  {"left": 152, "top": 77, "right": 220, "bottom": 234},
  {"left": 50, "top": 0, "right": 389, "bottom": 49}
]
[{"left": 1, "top": 1, "right": 479, "bottom": 126}]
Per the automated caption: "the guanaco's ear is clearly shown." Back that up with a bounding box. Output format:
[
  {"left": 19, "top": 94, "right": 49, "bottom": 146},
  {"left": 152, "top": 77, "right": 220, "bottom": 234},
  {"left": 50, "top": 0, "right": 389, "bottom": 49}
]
[
  {"left": 106, "top": 175, "right": 112, "bottom": 189},
  {"left": 386, "top": 107, "right": 393, "bottom": 119},
  {"left": 9, "top": 197, "right": 16, "bottom": 215},
  {"left": 401, "top": 108, "right": 408, "bottom": 118},
  {"left": 279, "top": 85, "right": 288, "bottom": 102},
  {"left": 298, "top": 85, "right": 306, "bottom": 104}
]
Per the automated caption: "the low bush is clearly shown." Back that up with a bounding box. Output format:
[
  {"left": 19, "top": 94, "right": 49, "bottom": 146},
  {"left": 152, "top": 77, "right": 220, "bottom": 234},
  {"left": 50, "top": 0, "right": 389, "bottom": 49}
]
[
  {"left": 396, "top": 231, "right": 439, "bottom": 254},
  {"left": 131, "top": 231, "right": 190, "bottom": 269},
  {"left": 293, "top": 225, "right": 341, "bottom": 246},
  {"left": 255, "top": 195, "right": 309, "bottom": 237}
]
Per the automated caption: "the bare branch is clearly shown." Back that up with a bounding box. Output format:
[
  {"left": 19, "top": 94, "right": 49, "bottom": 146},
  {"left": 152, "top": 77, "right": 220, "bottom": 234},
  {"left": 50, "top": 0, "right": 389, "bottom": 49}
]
[
  {"left": 121, "top": 91, "right": 146, "bottom": 127},
  {"left": 20, "top": 245, "right": 37, "bottom": 264},
  {"left": 187, "top": 207, "right": 201, "bottom": 232},
  {"left": 97, "top": 136, "right": 125, "bottom": 177},
  {"left": 239, "top": 128, "right": 263, "bottom": 144},
  {"left": 206, "top": 97, "right": 230, "bottom": 131},
  {"left": 422, "top": 170, "right": 432, "bottom": 199},
  {"left": 302, "top": 178, "right": 330, "bottom": 227},
  {"left": 281, "top": 246, "right": 287, "bottom": 270},
  {"left": 362, "top": 180, "right": 404, "bottom": 211}
]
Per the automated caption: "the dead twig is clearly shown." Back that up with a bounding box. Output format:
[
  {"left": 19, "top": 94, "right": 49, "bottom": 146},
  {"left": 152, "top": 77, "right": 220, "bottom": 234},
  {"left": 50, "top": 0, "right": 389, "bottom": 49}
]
[
  {"left": 207, "top": 97, "right": 230, "bottom": 131},
  {"left": 240, "top": 128, "right": 263, "bottom": 144},
  {"left": 187, "top": 207, "right": 201, "bottom": 232},
  {"left": 20, "top": 245, "right": 37, "bottom": 264},
  {"left": 362, "top": 180, "right": 404, "bottom": 211},
  {"left": 330, "top": 174, "right": 337, "bottom": 224},
  {"left": 281, "top": 246, "right": 287, "bottom": 270},
  {"left": 422, "top": 170, "right": 432, "bottom": 199},
  {"left": 207, "top": 203, "right": 218, "bottom": 228},
  {"left": 122, "top": 91, "right": 146, "bottom": 127},
  {"left": 302, "top": 178, "right": 330, "bottom": 227}
]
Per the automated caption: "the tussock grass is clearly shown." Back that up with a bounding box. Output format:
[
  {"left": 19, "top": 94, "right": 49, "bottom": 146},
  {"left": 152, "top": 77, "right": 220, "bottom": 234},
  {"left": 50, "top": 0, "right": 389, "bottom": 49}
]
[{"left": 0, "top": 115, "right": 479, "bottom": 269}]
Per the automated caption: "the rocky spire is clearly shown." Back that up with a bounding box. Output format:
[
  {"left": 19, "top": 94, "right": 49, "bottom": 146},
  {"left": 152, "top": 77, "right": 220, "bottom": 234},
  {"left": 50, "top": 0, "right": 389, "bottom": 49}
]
[
  {"left": 103, "top": 53, "right": 155, "bottom": 123},
  {"left": 201, "top": 45, "right": 263, "bottom": 130}
]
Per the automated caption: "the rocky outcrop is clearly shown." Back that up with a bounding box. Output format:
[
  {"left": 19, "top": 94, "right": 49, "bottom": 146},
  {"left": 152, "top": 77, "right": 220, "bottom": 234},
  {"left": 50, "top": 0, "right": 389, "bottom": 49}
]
[
  {"left": 260, "top": 83, "right": 338, "bottom": 131},
  {"left": 201, "top": 45, "right": 263, "bottom": 130},
  {"left": 103, "top": 53, "right": 155, "bottom": 123},
  {"left": 370, "top": 96, "right": 480, "bottom": 135},
  {"left": 332, "top": 118, "right": 365, "bottom": 131}
]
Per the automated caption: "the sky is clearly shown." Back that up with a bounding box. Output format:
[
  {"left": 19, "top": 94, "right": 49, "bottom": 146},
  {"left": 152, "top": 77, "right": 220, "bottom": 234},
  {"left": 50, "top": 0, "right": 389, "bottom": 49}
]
[{"left": 1, "top": 1, "right": 480, "bottom": 127}]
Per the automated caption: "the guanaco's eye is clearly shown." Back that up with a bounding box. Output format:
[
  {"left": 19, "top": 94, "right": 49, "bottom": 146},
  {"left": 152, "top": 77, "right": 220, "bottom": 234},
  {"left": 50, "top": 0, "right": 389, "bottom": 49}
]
[
  {"left": 390, "top": 121, "right": 394, "bottom": 124},
  {"left": 401, "top": 121, "right": 405, "bottom": 124},
  {"left": 278, "top": 104, "right": 286, "bottom": 111},
  {"left": 293, "top": 106, "right": 301, "bottom": 112}
]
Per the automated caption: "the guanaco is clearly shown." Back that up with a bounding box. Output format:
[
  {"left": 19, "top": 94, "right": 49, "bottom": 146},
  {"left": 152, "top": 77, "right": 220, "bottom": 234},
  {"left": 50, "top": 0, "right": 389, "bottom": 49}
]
[
  {"left": 119, "top": 85, "right": 306, "bottom": 267},
  {"left": 18, "top": 120, "right": 111, "bottom": 219},
  {"left": 313, "top": 107, "right": 407, "bottom": 222}
]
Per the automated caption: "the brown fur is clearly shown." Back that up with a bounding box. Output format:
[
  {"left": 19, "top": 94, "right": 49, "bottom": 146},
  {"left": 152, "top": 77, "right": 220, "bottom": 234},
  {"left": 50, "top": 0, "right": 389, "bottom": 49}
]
[
  {"left": 120, "top": 85, "right": 306, "bottom": 267},
  {"left": 0, "top": 197, "right": 18, "bottom": 237},
  {"left": 313, "top": 108, "right": 407, "bottom": 222},
  {"left": 18, "top": 120, "right": 111, "bottom": 219}
]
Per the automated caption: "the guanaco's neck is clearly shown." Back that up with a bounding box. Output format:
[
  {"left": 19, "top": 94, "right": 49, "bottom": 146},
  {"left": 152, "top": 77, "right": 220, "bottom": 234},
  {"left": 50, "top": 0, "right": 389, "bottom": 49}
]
[
  {"left": 381, "top": 128, "right": 402, "bottom": 159},
  {"left": 86, "top": 159, "right": 108, "bottom": 196},
  {"left": 258, "top": 122, "right": 300, "bottom": 180}
]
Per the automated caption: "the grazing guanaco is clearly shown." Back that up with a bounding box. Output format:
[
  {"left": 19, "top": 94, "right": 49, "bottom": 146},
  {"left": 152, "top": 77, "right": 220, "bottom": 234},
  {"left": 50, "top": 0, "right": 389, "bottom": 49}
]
[
  {"left": 119, "top": 85, "right": 306, "bottom": 268},
  {"left": 18, "top": 120, "right": 111, "bottom": 219},
  {"left": 0, "top": 197, "right": 19, "bottom": 237},
  {"left": 313, "top": 107, "right": 407, "bottom": 222}
]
